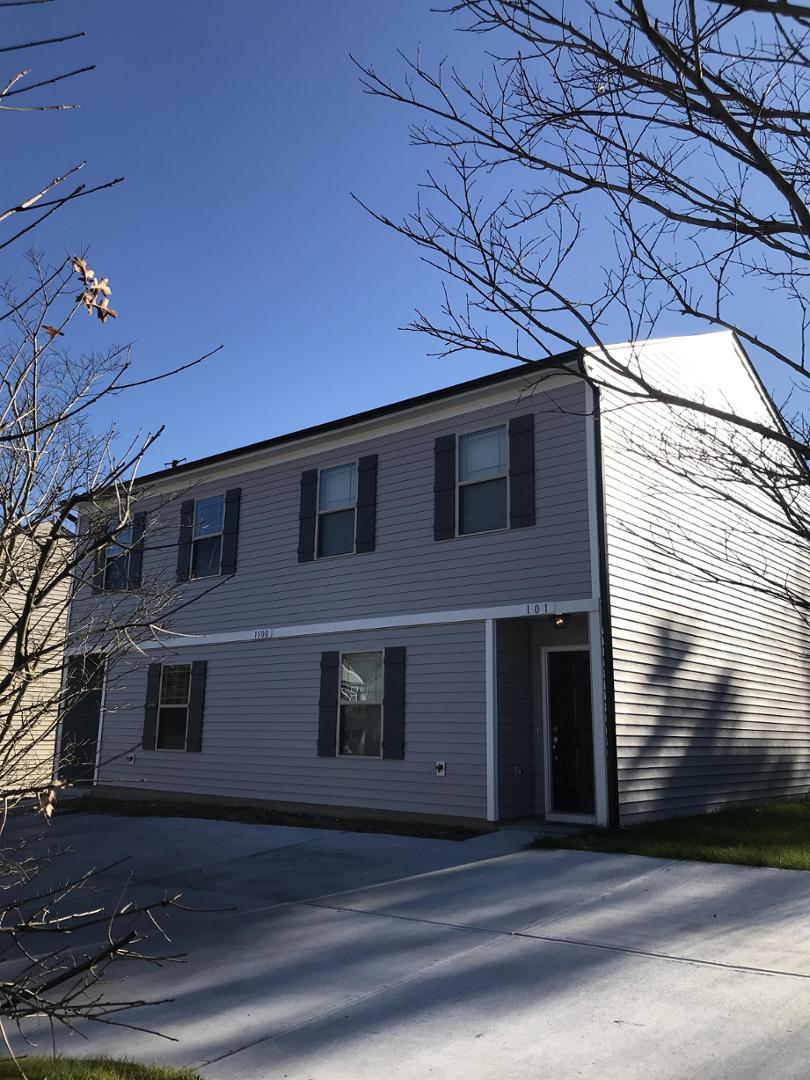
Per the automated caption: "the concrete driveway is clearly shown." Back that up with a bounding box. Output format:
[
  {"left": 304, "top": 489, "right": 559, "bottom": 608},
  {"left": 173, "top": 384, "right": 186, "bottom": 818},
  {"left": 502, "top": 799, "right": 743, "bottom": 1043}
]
[{"left": 8, "top": 810, "right": 810, "bottom": 1079}]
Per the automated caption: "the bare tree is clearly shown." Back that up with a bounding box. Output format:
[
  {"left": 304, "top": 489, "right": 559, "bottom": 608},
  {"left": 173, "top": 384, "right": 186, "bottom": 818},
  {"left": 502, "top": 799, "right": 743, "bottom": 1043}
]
[
  {"left": 356, "top": 0, "right": 810, "bottom": 610},
  {"left": 0, "top": 3, "right": 220, "bottom": 1055}
]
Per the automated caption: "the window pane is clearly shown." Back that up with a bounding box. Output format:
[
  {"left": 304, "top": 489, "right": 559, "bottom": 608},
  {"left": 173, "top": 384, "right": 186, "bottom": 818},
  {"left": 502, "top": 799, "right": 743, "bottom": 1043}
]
[
  {"left": 459, "top": 476, "right": 508, "bottom": 534},
  {"left": 191, "top": 534, "right": 222, "bottom": 577},
  {"left": 340, "top": 652, "right": 383, "bottom": 703},
  {"left": 106, "top": 525, "right": 133, "bottom": 558},
  {"left": 459, "top": 426, "right": 507, "bottom": 482},
  {"left": 339, "top": 703, "right": 382, "bottom": 756},
  {"left": 319, "top": 463, "right": 357, "bottom": 512},
  {"left": 157, "top": 707, "right": 187, "bottom": 750},
  {"left": 193, "top": 495, "right": 224, "bottom": 538},
  {"left": 104, "top": 553, "right": 130, "bottom": 591},
  {"left": 160, "top": 665, "right": 190, "bottom": 706},
  {"left": 317, "top": 507, "right": 355, "bottom": 557}
]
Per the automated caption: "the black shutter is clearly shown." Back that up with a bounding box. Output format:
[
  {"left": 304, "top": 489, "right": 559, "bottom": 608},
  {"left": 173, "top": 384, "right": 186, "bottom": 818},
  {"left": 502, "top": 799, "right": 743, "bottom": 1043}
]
[
  {"left": 127, "top": 512, "right": 146, "bottom": 589},
  {"left": 142, "top": 663, "right": 161, "bottom": 750},
  {"left": 185, "top": 660, "right": 207, "bottom": 752},
  {"left": 298, "top": 469, "right": 318, "bottom": 563},
  {"left": 382, "top": 646, "right": 406, "bottom": 760},
  {"left": 176, "top": 500, "right": 195, "bottom": 582},
  {"left": 355, "top": 455, "right": 378, "bottom": 554},
  {"left": 220, "top": 488, "right": 241, "bottom": 576},
  {"left": 509, "top": 414, "right": 535, "bottom": 528},
  {"left": 317, "top": 651, "right": 339, "bottom": 757},
  {"left": 433, "top": 434, "right": 456, "bottom": 541}
]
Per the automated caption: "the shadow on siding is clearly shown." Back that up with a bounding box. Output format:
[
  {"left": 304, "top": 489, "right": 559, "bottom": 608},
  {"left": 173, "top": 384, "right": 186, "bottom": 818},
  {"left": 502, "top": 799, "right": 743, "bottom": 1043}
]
[{"left": 618, "top": 620, "right": 809, "bottom": 823}]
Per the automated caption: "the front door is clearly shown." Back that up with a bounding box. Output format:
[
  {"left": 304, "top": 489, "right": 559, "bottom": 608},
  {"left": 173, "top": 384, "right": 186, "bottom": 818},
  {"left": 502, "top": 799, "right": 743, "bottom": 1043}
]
[
  {"left": 547, "top": 649, "right": 594, "bottom": 815},
  {"left": 58, "top": 654, "right": 104, "bottom": 784}
]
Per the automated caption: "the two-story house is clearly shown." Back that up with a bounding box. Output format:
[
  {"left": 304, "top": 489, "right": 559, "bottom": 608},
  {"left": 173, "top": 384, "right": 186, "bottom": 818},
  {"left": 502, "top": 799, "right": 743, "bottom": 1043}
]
[{"left": 59, "top": 331, "right": 810, "bottom": 827}]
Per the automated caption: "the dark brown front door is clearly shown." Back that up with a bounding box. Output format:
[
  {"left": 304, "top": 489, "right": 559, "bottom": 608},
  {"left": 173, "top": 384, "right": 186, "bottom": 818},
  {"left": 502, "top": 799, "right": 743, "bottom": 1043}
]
[
  {"left": 58, "top": 654, "right": 104, "bottom": 784},
  {"left": 547, "top": 649, "right": 594, "bottom": 815}
]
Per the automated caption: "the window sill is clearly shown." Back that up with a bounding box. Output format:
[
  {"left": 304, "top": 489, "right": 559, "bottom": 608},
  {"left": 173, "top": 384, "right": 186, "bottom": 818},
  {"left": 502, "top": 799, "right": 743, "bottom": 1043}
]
[
  {"left": 456, "top": 524, "right": 511, "bottom": 539},
  {"left": 314, "top": 549, "right": 358, "bottom": 562}
]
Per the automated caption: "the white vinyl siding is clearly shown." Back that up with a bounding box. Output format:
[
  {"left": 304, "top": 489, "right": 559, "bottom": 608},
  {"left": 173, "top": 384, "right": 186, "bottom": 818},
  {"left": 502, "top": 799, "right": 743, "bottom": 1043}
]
[{"left": 594, "top": 333, "right": 810, "bottom": 823}]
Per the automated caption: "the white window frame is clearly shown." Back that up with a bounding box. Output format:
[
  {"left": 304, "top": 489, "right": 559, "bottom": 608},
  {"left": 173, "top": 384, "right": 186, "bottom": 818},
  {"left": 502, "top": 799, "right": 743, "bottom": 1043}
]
[
  {"left": 155, "top": 662, "right": 192, "bottom": 752},
  {"left": 315, "top": 461, "right": 359, "bottom": 560},
  {"left": 336, "top": 649, "right": 384, "bottom": 759},
  {"left": 190, "top": 494, "right": 225, "bottom": 580},
  {"left": 456, "top": 424, "right": 510, "bottom": 537}
]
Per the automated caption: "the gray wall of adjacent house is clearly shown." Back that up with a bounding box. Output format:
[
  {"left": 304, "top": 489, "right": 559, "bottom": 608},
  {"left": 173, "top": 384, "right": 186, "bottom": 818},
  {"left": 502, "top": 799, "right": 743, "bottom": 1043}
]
[
  {"left": 71, "top": 380, "right": 592, "bottom": 638},
  {"left": 96, "top": 621, "right": 488, "bottom": 820},
  {"left": 595, "top": 333, "right": 810, "bottom": 823}
]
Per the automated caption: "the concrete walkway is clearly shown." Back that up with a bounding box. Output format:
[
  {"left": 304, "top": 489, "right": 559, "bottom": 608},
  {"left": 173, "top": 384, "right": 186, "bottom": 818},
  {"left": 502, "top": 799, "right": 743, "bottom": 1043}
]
[{"left": 9, "top": 812, "right": 810, "bottom": 1078}]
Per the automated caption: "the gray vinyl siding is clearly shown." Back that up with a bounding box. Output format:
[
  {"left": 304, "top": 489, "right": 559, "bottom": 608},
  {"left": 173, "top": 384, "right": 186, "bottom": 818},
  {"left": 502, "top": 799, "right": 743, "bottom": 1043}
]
[
  {"left": 496, "top": 619, "right": 534, "bottom": 819},
  {"left": 71, "top": 380, "right": 591, "bottom": 637},
  {"left": 596, "top": 333, "right": 810, "bottom": 823},
  {"left": 97, "top": 622, "right": 487, "bottom": 820}
]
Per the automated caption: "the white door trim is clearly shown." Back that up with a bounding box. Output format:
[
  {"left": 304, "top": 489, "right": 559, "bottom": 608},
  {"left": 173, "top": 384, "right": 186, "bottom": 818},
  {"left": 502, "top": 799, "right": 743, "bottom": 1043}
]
[
  {"left": 587, "top": 609, "right": 610, "bottom": 826},
  {"left": 540, "top": 643, "right": 598, "bottom": 826}
]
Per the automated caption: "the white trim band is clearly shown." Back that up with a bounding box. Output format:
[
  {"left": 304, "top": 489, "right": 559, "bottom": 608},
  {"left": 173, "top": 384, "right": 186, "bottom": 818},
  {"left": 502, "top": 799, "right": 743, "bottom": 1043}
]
[{"left": 74, "top": 597, "right": 599, "bottom": 654}]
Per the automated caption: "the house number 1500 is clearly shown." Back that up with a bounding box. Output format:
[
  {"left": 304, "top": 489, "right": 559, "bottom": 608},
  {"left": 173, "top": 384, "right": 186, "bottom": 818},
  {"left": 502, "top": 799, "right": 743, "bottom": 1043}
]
[{"left": 253, "top": 628, "right": 272, "bottom": 640}]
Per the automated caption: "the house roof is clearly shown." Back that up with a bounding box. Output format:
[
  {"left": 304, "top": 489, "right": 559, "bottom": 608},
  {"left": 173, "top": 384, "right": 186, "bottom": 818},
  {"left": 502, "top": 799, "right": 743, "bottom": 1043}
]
[{"left": 133, "top": 347, "right": 584, "bottom": 487}]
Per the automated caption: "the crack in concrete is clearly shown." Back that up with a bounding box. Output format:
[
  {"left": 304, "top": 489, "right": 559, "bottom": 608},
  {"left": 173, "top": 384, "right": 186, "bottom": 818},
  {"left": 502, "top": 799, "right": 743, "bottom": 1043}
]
[{"left": 196, "top": 889, "right": 810, "bottom": 1072}]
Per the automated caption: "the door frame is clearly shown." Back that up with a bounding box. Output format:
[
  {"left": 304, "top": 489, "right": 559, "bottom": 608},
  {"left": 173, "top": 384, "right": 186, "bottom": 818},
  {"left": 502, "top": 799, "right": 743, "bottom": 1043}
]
[{"left": 540, "top": 644, "right": 598, "bottom": 825}]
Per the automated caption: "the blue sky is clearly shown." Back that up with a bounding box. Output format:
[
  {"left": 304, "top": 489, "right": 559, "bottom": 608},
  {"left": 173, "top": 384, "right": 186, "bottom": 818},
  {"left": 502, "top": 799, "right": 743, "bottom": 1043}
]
[
  {"left": 8, "top": 0, "right": 513, "bottom": 472},
  {"left": 5, "top": 1, "right": 794, "bottom": 473}
]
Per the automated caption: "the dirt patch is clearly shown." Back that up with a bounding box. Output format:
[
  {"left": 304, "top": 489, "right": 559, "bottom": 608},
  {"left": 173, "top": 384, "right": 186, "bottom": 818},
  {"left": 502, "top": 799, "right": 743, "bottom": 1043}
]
[{"left": 61, "top": 794, "right": 489, "bottom": 842}]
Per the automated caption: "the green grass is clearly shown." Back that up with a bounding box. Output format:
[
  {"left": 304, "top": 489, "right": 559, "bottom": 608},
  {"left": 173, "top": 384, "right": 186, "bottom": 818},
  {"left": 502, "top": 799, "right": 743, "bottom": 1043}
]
[
  {"left": 532, "top": 795, "right": 810, "bottom": 870},
  {"left": 0, "top": 1059, "right": 202, "bottom": 1080}
]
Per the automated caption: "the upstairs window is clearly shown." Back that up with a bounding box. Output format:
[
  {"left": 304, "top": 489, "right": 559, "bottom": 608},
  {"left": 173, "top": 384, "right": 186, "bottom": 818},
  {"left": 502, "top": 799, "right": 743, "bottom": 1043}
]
[
  {"left": 177, "top": 490, "right": 240, "bottom": 583},
  {"left": 191, "top": 495, "right": 224, "bottom": 578},
  {"left": 317, "top": 463, "right": 357, "bottom": 558},
  {"left": 458, "top": 425, "right": 508, "bottom": 535},
  {"left": 338, "top": 651, "right": 383, "bottom": 757},
  {"left": 103, "top": 524, "right": 133, "bottom": 591},
  {"left": 156, "top": 664, "right": 191, "bottom": 750},
  {"left": 93, "top": 513, "right": 145, "bottom": 593}
]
